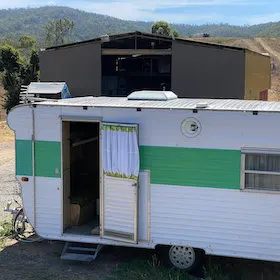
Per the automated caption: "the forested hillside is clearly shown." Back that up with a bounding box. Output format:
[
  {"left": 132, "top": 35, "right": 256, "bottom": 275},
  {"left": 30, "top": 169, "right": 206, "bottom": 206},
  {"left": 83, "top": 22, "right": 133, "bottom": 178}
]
[
  {"left": 1, "top": 6, "right": 280, "bottom": 44},
  {"left": 0, "top": 6, "right": 149, "bottom": 43}
]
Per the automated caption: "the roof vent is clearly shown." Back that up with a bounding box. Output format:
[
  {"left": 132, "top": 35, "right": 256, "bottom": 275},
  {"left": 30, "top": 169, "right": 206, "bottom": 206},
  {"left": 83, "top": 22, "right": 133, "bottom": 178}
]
[
  {"left": 100, "top": 34, "right": 110, "bottom": 42},
  {"left": 127, "top": 90, "right": 178, "bottom": 101},
  {"left": 196, "top": 102, "right": 208, "bottom": 109}
]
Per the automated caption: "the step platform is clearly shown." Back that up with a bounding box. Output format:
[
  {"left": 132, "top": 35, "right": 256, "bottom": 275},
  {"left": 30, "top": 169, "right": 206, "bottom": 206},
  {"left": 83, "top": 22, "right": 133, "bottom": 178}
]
[{"left": 60, "top": 242, "right": 104, "bottom": 262}]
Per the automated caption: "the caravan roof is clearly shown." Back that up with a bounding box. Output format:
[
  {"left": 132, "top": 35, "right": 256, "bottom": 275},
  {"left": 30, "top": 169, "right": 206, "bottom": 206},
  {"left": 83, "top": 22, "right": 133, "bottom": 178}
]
[{"left": 38, "top": 96, "right": 280, "bottom": 113}]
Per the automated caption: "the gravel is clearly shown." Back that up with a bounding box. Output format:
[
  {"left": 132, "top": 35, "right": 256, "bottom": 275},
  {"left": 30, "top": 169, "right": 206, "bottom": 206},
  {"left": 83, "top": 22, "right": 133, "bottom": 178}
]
[{"left": 0, "top": 142, "right": 21, "bottom": 222}]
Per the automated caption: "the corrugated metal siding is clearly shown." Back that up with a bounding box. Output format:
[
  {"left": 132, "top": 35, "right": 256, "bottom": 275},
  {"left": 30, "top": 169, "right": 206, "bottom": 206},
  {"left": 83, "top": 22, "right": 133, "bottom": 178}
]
[
  {"left": 35, "top": 177, "right": 62, "bottom": 237},
  {"left": 151, "top": 184, "right": 280, "bottom": 261},
  {"left": 16, "top": 140, "right": 32, "bottom": 176},
  {"left": 103, "top": 176, "right": 137, "bottom": 237},
  {"left": 138, "top": 171, "right": 150, "bottom": 241},
  {"left": 171, "top": 40, "right": 245, "bottom": 99},
  {"left": 140, "top": 146, "right": 240, "bottom": 189},
  {"left": 34, "top": 141, "right": 61, "bottom": 178},
  {"left": 18, "top": 177, "right": 34, "bottom": 227},
  {"left": 7, "top": 106, "right": 32, "bottom": 140},
  {"left": 245, "top": 50, "right": 271, "bottom": 100},
  {"left": 40, "top": 42, "right": 101, "bottom": 97},
  {"left": 41, "top": 96, "right": 280, "bottom": 113},
  {"left": 34, "top": 106, "right": 61, "bottom": 141},
  {"left": 15, "top": 140, "right": 61, "bottom": 178}
]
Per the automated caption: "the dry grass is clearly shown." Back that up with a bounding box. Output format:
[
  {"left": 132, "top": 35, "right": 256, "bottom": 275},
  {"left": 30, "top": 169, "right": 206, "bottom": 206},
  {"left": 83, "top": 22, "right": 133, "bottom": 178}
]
[
  {"left": 268, "top": 74, "right": 280, "bottom": 101},
  {"left": 0, "top": 121, "right": 14, "bottom": 143},
  {"left": 0, "top": 86, "right": 6, "bottom": 121}
]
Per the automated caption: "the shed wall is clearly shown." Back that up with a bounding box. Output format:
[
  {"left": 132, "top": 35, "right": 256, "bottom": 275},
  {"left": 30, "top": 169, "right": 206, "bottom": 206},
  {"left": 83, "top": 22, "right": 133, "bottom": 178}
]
[
  {"left": 171, "top": 41, "right": 245, "bottom": 98},
  {"left": 245, "top": 50, "right": 271, "bottom": 100},
  {"left": 40, "top": 43, "right": 101, "bottom": 97}
]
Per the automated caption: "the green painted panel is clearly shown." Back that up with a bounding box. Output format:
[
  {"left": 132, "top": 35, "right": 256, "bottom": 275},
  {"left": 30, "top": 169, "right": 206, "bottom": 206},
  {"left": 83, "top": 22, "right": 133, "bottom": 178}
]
[
  {"left": 15, "top": 140, "right": 61, "bottom": 178},
  {"left": 34, "top": 141, "right": 61, "bottom": 178},
  {"left": 140, "top": 146, "right": 241, "bottom": 189},
  {"left": 16, "top": 140, "right": 32, "bottom": 176}
]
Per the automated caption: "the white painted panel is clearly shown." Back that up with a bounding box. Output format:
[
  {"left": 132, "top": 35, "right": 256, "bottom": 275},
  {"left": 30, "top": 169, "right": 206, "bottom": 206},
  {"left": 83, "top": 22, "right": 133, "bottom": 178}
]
[
  {"left": 9, "top": 104, "right": 280, "bottom": 150},
  {"left": 7, "top": 105, "right": 32, "bottom": 140},
  {"left": 81, "top": 107, "right": 280, "bottom": 150},
  {"left": 138, "top": 171, "right": 150, "bottom": 241},
  {"left": 18, "top": 176, "right": 34, "bottom": 227},
  {"left": 34, "top": 106, "right": 61, "bottom": 141},
  {"left": 103, "top": 176, "right": 137, "bottom": 239},
  {"left": 15, "top": 104, "right": 280, "bottom": 150},
  {"left": 35, "top": 177, "right": 62, "bottom": 238},
  {"left": 61, "top": 106, "right": 103, "bottom": 120},
  {"left": 151, "top": 184, "right": 280, "bottom": 262}
]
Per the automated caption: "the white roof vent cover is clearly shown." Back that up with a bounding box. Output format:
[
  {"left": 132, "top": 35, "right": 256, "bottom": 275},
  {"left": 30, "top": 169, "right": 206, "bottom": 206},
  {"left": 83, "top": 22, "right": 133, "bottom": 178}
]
[{"left": 127, "top": 90, "right": 178, "bottom": 101}]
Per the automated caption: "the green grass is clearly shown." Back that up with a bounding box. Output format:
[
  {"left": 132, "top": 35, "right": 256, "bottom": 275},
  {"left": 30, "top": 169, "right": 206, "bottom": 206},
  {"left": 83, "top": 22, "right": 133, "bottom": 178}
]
[
  {"left": 0, "top": 221, "right": 13, "bottom": 238},
  {"left": 105, "top": 260, "right": 194, "bottom": 280},
  {"left": 204, "top": 264, "right": 231, "bottom": 280},
  {"left": 105, "top": 258, "right": 231, "bottom": 280}
]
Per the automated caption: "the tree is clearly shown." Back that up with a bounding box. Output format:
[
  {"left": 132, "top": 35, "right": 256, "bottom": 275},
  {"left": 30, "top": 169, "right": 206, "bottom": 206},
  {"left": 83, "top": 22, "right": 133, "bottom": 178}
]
[
  {"left": 0, "top": 44, "right": 40, "bottom": 113},
  {"left": 152, "top": 21, "right": 172, "bottom": 37},
  {"left": 19, "top": 35, "right": 38, "bottom": 61},
  {"left": 172, "top": 29, "right": 180, "bottom": 38},
  {"left": 21, "top": 49, "right": 40, "bottom": 85},
  {"left": 152, "top": 21, "right": 180, "bottom": 38},
  {"left": 19, "top": 35, "right": 37, "bottom": 49},
  {"left": 0, "top": 45, "right": 22, "bottom": 113},
  {"left": 45, "top": 18, "right": 74, "bottom": 47}
]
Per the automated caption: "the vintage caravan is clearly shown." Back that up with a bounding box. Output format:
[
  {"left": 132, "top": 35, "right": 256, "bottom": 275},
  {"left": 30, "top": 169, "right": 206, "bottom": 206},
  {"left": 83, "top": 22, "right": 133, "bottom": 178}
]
[{"left": 7, "top": 91, "right": 280, "bottom": 270}]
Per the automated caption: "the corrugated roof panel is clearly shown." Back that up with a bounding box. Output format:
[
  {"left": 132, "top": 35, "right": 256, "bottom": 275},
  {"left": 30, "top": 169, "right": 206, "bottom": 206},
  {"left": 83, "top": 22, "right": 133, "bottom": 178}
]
[
  {"left": 28, "top": 82, "right": 66, "bottom": 94},
  {"left": 39, "top": 96, "right": 280, "bottom": 113}
]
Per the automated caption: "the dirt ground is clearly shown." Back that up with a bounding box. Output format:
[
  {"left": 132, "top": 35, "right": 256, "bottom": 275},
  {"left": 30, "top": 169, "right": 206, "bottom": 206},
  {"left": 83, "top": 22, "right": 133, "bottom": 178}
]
[{"left": 2, "top": 121, "right": 280, "bottom": 280}]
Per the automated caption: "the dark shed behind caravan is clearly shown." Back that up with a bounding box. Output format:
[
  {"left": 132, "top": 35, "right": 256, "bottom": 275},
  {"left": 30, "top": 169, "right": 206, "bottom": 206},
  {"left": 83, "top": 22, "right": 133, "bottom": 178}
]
[{"left": 40, "top": 31, "right": 270, "bottom": 100}]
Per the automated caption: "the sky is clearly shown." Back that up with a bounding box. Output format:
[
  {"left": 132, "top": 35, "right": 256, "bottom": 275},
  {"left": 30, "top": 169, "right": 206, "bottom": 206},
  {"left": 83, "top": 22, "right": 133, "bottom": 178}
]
[{"left": 0, "top": 0, "right": 280, "bottom": 25}]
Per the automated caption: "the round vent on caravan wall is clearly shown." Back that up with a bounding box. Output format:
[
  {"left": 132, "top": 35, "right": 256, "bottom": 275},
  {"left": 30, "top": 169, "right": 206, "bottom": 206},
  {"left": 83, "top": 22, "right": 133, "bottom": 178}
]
[{"left": 181, "top": 118, "right": 201, "bottom": 138}]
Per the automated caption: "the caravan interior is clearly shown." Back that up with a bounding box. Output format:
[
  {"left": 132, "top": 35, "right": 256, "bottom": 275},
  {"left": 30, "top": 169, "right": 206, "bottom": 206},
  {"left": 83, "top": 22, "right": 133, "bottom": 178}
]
[{"left": 62, "top": 121, "right": 101, "bottom": 236}]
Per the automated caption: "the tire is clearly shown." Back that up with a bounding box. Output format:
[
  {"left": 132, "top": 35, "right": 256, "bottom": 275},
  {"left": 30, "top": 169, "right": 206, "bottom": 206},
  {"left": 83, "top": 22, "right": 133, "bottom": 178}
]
[
  {"left": 13, "top": 208, "right": 42, "bottom": 242},
  {"left": 157, "top": 245, "right": 204, "bottom": 272}
]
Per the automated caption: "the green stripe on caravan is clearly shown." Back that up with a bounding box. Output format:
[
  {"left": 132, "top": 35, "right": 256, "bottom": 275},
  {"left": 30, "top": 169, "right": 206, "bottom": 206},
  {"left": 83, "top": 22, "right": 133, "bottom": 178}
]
[
  {"left": 16, "top": 140, "right": 61, "bottom": 178},
  {"left": 140, "top": 146, "right": 241, "bottom": 189},
  {"left": 16, "top": 140, "right": 241, "bottom": 189}
]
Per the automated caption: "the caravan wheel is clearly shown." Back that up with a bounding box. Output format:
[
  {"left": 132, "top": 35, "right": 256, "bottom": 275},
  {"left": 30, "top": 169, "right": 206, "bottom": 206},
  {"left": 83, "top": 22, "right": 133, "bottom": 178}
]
[
  {"left": 169, "top": 246, "right": 196, "bottom": 270},
  {"left": 158, "top": 245, "right": 204, "bottom": 271}
]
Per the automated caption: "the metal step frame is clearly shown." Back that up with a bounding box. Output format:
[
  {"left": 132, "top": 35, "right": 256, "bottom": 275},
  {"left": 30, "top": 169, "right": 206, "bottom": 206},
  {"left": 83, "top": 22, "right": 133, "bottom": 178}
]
[{"left": 60, "top": 242, "right": 104, "bottom": 262}]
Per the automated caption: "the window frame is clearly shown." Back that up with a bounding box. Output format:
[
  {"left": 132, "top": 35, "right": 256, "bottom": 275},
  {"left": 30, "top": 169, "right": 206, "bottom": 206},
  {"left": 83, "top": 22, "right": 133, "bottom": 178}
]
[{"left": 241, "top": 148, "right": 280, "bottom": 194}]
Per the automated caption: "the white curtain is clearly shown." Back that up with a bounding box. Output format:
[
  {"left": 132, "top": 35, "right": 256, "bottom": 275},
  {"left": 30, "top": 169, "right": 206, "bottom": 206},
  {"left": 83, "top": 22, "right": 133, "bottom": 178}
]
[{"left": 102, "top": 124, "right": 139, "bottom": 178}]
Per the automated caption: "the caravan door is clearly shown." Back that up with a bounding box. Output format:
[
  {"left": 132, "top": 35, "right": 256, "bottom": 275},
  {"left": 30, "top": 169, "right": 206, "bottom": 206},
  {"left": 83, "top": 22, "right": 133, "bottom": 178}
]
[{"left": 101, "top": 123, "right": 139, "bottom": 243}]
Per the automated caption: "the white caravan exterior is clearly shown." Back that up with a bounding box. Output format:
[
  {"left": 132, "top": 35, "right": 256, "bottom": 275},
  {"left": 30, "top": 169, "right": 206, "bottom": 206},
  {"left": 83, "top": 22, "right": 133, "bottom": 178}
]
[{"left": 7, "top": 95, "right": 280, "bottom": 263}]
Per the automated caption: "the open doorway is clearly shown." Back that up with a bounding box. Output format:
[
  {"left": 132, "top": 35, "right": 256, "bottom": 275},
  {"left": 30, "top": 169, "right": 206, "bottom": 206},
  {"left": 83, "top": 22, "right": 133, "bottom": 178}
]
[
  {"left": 102, "top": 55, "right": 171, "bottom": 96},
  {"left": 101, "top": 34, "right": 172, "bottom": 96},
  {"left": 62, "top": 120, "right": 100, "bottom": 236}
]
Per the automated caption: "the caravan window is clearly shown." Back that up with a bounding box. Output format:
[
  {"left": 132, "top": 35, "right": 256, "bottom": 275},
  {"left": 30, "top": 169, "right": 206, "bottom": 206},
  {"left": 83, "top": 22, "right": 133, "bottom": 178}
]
[{"left": 242, "top": 153, "right": 280, "bottom": 192}]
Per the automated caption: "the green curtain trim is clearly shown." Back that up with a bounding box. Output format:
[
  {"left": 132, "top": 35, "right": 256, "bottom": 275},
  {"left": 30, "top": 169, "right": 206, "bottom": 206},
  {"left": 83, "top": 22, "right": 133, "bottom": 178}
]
[
  {"left": 104, "top": 172, "right": 138, "bottom": 181},
  {"left": 102, "top": 125, "right": 136, "bottom": 132}
]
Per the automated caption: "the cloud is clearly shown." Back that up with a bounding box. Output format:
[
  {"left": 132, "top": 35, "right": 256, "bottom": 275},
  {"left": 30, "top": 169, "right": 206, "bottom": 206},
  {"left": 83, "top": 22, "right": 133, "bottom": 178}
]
[
  {"left": 0, "top": 0, "right": 273, "bottom": 25},
  {"left": 66, "top": 0, "right": 259, "bottom": 23},
  {"left": 0, "top": 0, "right": 56, "bottom": 9},
  {"left": 244, "top": 12, "right": 280, "bottom": 25}
]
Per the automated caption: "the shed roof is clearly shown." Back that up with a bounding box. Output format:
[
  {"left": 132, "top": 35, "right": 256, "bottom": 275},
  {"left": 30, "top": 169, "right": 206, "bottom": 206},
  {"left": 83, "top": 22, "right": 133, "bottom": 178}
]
[
  {"left": 44, "top": 30, "right": 253, "bottom": 54},
  {"left": 39, "top": 96, "right": 280, "bottom": 113},
  {"left": 28, "top": 82, "right": 67, "bottom": 94}
]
